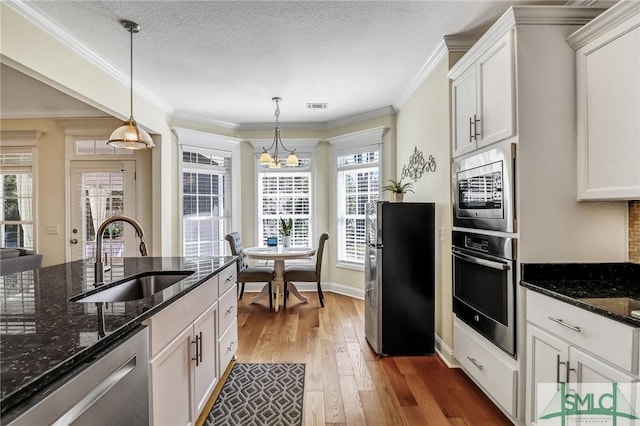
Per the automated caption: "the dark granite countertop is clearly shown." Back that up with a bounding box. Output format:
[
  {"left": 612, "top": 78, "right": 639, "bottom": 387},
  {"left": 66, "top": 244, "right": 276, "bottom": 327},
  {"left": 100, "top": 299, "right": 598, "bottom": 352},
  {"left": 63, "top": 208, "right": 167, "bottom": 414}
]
[
  {"left": 0, "top": 256, "right": 236, "bottom": 417},
  {"left": 521, "top": 262, "right": 640, "bottom": 328}
]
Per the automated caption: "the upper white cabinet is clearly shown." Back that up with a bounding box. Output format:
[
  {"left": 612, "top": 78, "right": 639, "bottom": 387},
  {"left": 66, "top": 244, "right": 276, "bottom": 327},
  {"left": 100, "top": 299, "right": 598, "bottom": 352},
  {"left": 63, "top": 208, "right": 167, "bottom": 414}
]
[
  {"left": 450, "top": 31, "right": 516, "bottom": 157},
  {"left": 568, "top": 2, "right": 640, "bottom": 200}
]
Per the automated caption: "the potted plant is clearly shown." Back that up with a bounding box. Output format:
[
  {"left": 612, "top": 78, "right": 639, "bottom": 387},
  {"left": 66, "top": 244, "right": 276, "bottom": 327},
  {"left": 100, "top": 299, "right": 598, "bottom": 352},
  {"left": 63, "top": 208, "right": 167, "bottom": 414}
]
[
  {"left": 382, "top": 178, "right": 414, "bottom": 202},
  {"left": 279, "top": 217, "right": 293, "bottom": 247}
]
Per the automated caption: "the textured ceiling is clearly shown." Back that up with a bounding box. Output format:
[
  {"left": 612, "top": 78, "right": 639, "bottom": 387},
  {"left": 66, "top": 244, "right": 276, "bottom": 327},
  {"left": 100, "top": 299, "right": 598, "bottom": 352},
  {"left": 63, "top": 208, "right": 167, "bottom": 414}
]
[{"left": 3, "top": 0, "right": 565, "bottom": 127}]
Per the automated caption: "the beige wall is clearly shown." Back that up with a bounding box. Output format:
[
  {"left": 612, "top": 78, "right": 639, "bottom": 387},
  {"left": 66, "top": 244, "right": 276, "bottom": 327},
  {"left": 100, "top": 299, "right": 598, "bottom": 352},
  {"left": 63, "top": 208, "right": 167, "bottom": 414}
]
[
  {"left": 1, "top": 117, "right": 153, "bottom": 267},
  {"left": 1, "top": 4, "right": 177, "bottom": 256}
]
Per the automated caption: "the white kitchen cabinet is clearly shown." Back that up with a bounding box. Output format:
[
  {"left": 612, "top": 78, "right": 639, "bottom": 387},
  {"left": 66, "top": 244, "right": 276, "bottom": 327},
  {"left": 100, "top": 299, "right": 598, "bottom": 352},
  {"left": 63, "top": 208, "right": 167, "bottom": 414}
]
[
  {"left": 525, "top": 290, "right": 639, "bottom": 426},
  {"left": 450, "top": 31, "right": 515, "bottom": 157},
  {"left": 150, "top": 302, "right": 218, "bottom": 426},
  {"left": 454, "top": 318, "right": 518, "bottom": 418},
  {"left": 217, "top": 264, "right": 238, "bottom": 377},
  {"left": 145, "top": 265, "right": 240, "bottom": 426},
  {"left": 568, "top": 2, "right": 640, "bottom": 200}
]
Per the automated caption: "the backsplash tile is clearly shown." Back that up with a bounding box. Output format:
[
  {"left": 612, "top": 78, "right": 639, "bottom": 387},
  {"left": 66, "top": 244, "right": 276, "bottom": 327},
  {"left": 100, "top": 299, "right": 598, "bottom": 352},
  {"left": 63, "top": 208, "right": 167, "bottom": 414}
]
[{"left": 631, "top": 201, "right": 640, "bottom": 263}]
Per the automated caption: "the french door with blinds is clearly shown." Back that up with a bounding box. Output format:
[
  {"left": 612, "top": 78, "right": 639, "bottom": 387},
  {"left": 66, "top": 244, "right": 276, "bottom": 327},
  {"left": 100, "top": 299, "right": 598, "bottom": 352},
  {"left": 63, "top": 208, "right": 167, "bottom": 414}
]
[
  {"left": 181, "top": 147, "right": 232, "bottom": 257},
  {"left": 69, "top": 161, "right": 137, "bottom": 264}
]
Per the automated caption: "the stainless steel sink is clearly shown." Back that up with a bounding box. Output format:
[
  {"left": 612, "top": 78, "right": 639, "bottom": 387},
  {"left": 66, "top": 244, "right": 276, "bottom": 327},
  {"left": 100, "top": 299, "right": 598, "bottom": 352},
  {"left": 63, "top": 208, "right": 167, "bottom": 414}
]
[{"left": 70, "top": 271, "right": 195, "bottom": 303}]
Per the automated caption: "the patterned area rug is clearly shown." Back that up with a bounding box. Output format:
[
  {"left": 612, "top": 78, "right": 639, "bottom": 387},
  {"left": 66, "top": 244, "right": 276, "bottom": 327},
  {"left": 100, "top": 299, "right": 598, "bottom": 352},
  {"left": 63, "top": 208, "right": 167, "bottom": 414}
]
[{"left": 205, "top": 363, "right": 305, "bottom": 426}]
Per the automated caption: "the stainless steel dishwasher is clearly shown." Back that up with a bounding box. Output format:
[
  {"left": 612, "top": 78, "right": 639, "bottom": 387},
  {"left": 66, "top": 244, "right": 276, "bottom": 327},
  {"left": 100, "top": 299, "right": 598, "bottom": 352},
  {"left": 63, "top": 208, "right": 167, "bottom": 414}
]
[{"left": 8, "top": 326, "right": 150, "bottom": 425}]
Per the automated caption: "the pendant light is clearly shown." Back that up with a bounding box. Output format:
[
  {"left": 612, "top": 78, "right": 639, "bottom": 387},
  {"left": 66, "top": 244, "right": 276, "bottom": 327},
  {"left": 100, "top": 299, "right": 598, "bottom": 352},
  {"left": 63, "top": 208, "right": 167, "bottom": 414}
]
[
  {"left": 259, "top": 97, "right": 298, "bottom": 168},
  {"left": 108, "top": 20, "right": 155, "bottom": 150}
]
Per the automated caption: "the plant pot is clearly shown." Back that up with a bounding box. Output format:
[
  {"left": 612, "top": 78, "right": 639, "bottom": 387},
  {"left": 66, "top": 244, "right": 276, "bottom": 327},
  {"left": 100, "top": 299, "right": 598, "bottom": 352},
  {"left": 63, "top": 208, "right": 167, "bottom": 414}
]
[
  {"left": 394, "top": 193, "right": 404, "bottom": 202},
  {"left": 281, "top": 236, "right": 292, "bottom": 247}
]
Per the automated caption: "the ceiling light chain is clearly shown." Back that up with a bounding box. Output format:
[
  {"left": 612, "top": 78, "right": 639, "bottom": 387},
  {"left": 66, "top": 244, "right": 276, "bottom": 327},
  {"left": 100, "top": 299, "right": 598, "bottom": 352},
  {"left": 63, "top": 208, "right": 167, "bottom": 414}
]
[
  {"left": 107, "top": 19, "right": 154, "bottom": 150},
  {"left": 259, "top": 97, "right": 299, "bottom": 168}
]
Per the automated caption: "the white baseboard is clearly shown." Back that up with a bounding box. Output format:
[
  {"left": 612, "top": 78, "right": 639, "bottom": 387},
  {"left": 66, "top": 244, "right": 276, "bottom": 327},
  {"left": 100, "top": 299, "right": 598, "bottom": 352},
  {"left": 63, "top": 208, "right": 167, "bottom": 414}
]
[
  {"left": 435, "top": 334, "right": 459, "bottom": 368},
  {"left": 242, "top": 281, "right": 364, "bottom": 300}
]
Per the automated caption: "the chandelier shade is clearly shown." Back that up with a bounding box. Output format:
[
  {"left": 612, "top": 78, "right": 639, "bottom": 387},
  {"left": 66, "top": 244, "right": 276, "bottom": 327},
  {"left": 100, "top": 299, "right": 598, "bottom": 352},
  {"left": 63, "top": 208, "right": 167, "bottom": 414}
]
[
  {"left": 108, "top": 20, "right": 155, "bottom": 150},
  {"left": 259, "top": 97, "right": 298, "bottom": 168}
]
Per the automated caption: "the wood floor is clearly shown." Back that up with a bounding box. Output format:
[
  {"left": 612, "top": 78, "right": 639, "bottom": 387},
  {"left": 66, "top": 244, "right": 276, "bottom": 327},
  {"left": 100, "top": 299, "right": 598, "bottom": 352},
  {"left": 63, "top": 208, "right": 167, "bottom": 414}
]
[{"left": 232, "top": 291, "right": 512, "bottom": 426}]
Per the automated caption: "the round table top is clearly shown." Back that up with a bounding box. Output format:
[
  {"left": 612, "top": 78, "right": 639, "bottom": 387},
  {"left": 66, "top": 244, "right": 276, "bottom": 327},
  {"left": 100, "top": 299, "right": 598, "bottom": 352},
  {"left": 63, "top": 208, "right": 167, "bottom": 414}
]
[{"left": 242, "top": 246, "right": 315, "bottom": 260}]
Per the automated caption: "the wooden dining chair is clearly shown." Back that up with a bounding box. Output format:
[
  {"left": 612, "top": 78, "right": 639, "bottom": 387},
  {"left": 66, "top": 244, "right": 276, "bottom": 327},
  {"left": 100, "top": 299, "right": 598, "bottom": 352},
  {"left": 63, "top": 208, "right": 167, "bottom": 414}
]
[
  {"left": 283, "top": 233, "right": 329, "bottom": 308},
  {"left": 224, "top": 232, "right": 275, "bottom": 309}
]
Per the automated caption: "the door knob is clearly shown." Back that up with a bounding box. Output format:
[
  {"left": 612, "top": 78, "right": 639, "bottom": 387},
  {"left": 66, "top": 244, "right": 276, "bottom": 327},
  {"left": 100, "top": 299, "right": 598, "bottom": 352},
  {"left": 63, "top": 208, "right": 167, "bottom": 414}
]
[{"left": 70, "top": 238, "right": 78, "bottom": 244}]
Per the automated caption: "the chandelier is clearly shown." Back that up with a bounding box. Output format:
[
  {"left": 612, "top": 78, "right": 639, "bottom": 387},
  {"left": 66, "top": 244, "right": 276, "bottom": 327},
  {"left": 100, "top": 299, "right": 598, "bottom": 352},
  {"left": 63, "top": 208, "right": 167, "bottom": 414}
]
[
  {"left": 107, "top": 20, "right": 155, "bottom": 150},
  {"left": 259, "top": 97, "right": 298, "bottom": 168}
]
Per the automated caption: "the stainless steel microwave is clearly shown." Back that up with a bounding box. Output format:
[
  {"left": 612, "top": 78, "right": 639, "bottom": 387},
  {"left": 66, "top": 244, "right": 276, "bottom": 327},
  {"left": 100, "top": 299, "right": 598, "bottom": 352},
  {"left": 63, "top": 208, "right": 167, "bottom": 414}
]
[{"left": 453, "top": 143, "right": 516, "bottom": 233}]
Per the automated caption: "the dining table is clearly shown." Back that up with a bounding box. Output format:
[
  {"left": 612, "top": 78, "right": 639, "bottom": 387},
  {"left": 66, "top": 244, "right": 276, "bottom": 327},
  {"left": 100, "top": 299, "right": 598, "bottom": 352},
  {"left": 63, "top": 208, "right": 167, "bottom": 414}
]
[{"left": 242, "top": 246, "right": 315, "bottom": 312}]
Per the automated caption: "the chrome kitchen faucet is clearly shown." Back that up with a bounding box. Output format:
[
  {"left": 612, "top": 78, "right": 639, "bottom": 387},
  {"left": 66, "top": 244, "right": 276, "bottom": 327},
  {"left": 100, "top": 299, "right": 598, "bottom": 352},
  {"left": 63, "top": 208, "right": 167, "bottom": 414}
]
[{"left": 94, "top": 215, "right": 147, "bottom": 287}]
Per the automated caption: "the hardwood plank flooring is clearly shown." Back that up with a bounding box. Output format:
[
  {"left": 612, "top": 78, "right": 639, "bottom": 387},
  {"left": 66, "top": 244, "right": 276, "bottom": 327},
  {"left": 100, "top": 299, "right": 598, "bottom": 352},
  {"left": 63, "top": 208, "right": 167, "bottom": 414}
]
[{"left": 222, "top": 291, "right": 512, "bottom": 425}]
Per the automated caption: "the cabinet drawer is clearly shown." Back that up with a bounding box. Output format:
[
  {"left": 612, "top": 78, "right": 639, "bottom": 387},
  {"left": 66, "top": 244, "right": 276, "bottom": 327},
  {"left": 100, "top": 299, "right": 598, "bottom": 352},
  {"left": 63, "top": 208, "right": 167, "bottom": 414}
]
[
  {"left": 218, "top": 317, "right": 238, "bottom": 375},
  {"left": 147, "top": 276, "right": 218, "bottom": 358},
  {"left": 454, "top": 318, "right": 518, "bottom": 417},
  {"left": 218, "top": 286, "right": 238, "bottom": 339},
  {"left": 218, "top": 263, "right": 237, "bottom": 297},
  {"left": 526, "top": 290, "right": 638, "bottom": 373}
]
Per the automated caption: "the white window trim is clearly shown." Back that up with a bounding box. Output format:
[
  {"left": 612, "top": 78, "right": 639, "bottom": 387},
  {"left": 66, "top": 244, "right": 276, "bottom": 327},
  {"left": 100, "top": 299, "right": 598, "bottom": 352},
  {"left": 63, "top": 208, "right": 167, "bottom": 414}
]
[
  {"left": 330, "top": 127, "right": 385, "bottom": 270},
  {"left": 174, "top": 127, "right": 241, "bottom": 256},
  {"left": 0, "top": 131, "right": 40, "bottom": 252}
]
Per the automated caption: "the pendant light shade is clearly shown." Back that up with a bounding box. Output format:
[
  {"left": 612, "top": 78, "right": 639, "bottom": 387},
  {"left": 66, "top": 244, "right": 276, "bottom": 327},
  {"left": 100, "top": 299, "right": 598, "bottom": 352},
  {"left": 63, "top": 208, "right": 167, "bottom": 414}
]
[
  {"left": 259, "top": 97, "right": 298, "bottom": 168},
  {"left": 108, "top": 20, "right": 155, "bottom": 150}
]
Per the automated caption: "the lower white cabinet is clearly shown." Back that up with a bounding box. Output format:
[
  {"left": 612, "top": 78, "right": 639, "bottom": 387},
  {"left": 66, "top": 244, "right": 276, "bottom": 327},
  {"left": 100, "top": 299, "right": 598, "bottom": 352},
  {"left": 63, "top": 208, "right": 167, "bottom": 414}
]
[
  {"left": 454, "top": 317, "right": 518, "bottom": 418},
  {"left": 146, "top": 263, "right": 238, "bottom": 426},
  {"left": 525, "top": 290, "right": 639, "bottom": 426}
]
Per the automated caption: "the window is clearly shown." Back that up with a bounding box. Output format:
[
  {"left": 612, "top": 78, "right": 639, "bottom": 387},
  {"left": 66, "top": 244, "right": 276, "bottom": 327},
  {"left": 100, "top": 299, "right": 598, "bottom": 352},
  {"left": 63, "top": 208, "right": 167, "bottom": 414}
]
[
  {"left": 0, "top": 150, "right": 35, "bottom": 250},
  {"left": 181, "top": 147, "right": 232, "bottom": 256},
  {"left": 257, "top": 158, "right": 312, "bottom": 247},
  {"left": 330, "top": 127, "right": 385, "bottom": 267},
  {"left": 336, "top": 150, "right": 380, "bottom": 265}
]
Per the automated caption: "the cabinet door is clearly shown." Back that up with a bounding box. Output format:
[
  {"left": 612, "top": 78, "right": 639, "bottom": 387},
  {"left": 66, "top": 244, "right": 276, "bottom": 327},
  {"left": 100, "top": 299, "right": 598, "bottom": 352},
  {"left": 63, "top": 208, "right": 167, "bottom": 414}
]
[
  {"left": 150, "top": 326, "right": 194, "bottom": 426},
  {"left": 570, "top": 347, "right": 637, "bottom": 385},
  {"left": 526, "top": 325, "right": 570, "bottom": 426},
  {"left": 193, "top": 303, "right": 218, "bottom": 419},
  {"left": 477, "top": 31, "right": 516, "bottom": 147},
  {"left": 452, "top": 65, "right": 478, "bottom": 157},
  {"left": 577, "top": 24, "right": 640, "bottom": 200}
]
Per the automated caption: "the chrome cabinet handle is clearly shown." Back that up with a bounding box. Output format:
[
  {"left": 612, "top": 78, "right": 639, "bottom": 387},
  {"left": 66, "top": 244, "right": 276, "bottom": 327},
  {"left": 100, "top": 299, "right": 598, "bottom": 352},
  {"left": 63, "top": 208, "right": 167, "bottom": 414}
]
[
  {"left": 556, "top": 354, "right": 565, "bottom": 384},
  {"left": 469, "top": 117, "right": 474, "bottom": 142},
  {"left": 198, "top": 331, "right": 203, "bottom": 364},
  {"left": 192, "top": 333, "right": 201, "bottom": 366},
  {"left": 548, "top": 316, "right": 581, "bottom": 332},
  {"left": 225, "top": 275, "right": 234, "bottom": 282},
  {"left": 473, "top": 114, "right": 480, "bottom": 139},
  {"left": 452, "top": 250, "right": 508, "bottom": 271},
  {"left": 467, "top": 356, "right": 484, "bottom": 371},
  {"left": 226, "top": 305, "right": 235, "bottom": 315},
  {"left": 227, "top": 340, "right": 236, "bottom": 353}
]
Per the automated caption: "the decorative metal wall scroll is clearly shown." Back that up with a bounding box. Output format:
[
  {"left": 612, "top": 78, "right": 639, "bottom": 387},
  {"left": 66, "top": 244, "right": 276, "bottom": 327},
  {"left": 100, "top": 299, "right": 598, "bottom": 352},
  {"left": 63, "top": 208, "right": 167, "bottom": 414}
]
[{"left": 401, "top": 146, "right": 436, "bottom": 181}]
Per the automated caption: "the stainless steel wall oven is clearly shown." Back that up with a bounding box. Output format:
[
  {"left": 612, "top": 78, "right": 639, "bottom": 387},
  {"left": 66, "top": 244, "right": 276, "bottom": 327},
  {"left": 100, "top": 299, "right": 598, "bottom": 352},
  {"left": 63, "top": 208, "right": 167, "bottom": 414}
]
[
  {"left": 452, "top": 231, "right": 516, "bottom": 357},
  {"left": 453, "top": 143, "right": 516, "bottom": 233}
]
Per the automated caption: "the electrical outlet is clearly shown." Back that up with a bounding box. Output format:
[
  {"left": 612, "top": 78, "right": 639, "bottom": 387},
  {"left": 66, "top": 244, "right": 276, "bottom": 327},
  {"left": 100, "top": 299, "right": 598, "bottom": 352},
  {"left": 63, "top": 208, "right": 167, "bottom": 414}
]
[{"left": 438, "top": 227, "right": 445, "bottom": 242}]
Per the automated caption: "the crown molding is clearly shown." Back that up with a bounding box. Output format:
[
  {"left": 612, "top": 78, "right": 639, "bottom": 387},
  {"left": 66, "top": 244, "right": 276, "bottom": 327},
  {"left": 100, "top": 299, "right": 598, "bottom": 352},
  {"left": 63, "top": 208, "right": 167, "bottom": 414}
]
[
  {"left": 327, "top": 126, "right": 387, "bottom": 149},
  {"left": 173, "top": 127, "right": 241, "bottom": 151},
  {"left": 4, "top": 0, "right": 173, "bottom": 115},
  {"left": 0, "top": 130, "right": 43, "bottom": 146},
  {"left": 171, "top": 110, "right": 239, "bottom": 130},
  {"left": 1, "top": 111, "right": 109, "bottom": 120},
  {"left": 449, "top": 6, "right": 605, "bottom": 80},
  {"left": 326, "top": 106, "right": 395, "bottom": 129},
  {"left": 246, "top": 138, "right": 319, "bottom": 153},
  {"left": 566, "top": 1, "right": 639, "bottom": 49},
  {"left": 238, "top": 121, "right": 327, "bottom": 131},
  {"left": 395, "top": 35, "right": 477, "bottom": 110}
]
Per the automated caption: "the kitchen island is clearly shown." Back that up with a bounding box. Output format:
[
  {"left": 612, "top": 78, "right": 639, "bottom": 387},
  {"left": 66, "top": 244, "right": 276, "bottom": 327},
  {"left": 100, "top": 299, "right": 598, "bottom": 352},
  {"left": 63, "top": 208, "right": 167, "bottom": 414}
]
[{"left": 0, "top": 256, "right": 236, "bottom": 422}]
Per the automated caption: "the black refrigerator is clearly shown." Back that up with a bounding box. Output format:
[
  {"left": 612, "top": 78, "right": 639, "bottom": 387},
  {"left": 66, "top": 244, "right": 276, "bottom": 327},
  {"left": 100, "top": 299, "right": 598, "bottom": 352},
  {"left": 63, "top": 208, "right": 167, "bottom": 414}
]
[{"left": 364, "top": 201, "right": 435, "bottom": 355}]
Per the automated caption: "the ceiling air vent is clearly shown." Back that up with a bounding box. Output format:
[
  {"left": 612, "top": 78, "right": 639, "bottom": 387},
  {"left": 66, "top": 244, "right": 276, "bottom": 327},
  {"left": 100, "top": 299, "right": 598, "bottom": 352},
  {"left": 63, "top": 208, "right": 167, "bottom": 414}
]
[{"left": 306, "top": 103, "right": 328, "bottom": 109}]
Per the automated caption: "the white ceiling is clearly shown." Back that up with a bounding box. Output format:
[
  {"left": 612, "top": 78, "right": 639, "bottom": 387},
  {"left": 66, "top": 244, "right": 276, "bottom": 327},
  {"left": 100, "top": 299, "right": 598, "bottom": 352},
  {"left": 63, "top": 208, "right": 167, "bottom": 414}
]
[{"left": 3, "top": 0, "right": 568, "bottom": 127}]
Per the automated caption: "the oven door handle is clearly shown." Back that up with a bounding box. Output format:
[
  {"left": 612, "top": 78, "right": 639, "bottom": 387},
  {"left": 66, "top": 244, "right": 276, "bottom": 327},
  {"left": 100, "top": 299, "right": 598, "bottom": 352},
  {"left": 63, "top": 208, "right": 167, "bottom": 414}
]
[{"left": 452, "top": 250, "right": 508, "bottom": 271}]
